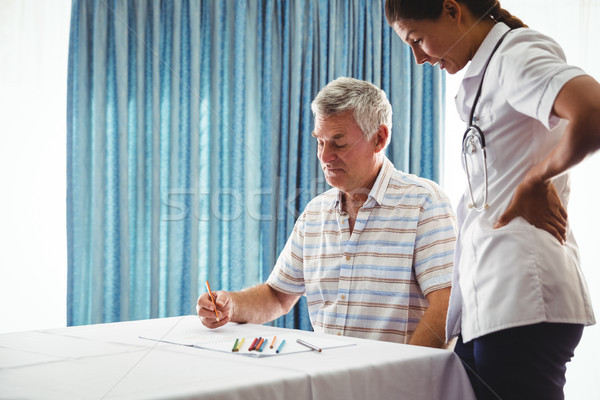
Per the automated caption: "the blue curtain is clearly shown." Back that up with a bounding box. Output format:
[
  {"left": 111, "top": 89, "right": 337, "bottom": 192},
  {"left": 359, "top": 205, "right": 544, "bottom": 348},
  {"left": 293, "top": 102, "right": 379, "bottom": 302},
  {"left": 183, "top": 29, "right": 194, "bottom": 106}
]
[{"left": 67, "top": 0, "right": 445, "bottom": 328}]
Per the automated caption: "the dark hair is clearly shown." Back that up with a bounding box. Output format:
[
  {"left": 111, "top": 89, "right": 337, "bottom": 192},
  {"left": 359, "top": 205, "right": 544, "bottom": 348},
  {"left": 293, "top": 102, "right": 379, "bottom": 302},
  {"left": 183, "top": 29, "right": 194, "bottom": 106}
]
[{"left": 385, "top": 0, "right": 527, "bottom": 29}]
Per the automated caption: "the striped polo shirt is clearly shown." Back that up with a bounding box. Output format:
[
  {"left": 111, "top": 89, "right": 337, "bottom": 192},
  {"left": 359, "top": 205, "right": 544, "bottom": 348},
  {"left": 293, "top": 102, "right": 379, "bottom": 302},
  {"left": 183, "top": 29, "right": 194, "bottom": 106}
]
[{"left": 267, "top": 157, "right": 456, "bottom": 343}]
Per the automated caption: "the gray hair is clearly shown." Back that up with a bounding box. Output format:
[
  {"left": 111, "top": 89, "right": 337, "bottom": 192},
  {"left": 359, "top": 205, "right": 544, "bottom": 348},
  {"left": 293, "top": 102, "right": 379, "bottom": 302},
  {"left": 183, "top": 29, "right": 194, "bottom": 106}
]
[{"left": 311, "top": 77, "right": 392, "bottom": 147}]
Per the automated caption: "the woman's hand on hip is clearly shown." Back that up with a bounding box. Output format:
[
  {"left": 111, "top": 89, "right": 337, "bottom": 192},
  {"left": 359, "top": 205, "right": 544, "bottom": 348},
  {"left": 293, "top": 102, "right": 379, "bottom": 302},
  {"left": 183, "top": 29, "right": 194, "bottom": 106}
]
[{"left": 494, "top": 177, "right": 567, "bottom": 244}]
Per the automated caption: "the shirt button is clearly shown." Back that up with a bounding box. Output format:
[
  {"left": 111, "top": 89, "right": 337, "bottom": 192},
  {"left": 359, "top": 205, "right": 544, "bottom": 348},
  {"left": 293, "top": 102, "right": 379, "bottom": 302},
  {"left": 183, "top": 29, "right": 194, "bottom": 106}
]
[
  {"left": 345, "top": 255, "right": 351, "bottom": 261},
  {"left": 337, "top": 332, "right": 342, "bottom": 336},
  {"left": 341, "top": 295, "right": 346, "bottom": 300}
]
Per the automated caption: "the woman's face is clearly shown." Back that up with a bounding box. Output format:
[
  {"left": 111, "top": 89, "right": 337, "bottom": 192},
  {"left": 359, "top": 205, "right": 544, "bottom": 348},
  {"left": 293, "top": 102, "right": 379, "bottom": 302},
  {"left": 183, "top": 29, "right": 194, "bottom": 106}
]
[{"left": 392, "top": 14, "right": 470, "bottom": 75}]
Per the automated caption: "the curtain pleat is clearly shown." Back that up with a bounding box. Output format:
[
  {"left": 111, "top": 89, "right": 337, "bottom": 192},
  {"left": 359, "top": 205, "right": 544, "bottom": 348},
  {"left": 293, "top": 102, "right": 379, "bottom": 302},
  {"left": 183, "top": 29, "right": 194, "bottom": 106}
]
[{"left": 67, "top": 0, "right": 444, "bottom": 329}]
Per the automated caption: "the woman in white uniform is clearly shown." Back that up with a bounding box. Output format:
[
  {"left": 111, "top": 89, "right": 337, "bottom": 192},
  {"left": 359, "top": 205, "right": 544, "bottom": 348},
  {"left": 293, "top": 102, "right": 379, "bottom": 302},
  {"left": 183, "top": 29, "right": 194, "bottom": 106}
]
[{"left": 385, "top": 1, "right": 600, "bottom": 399}]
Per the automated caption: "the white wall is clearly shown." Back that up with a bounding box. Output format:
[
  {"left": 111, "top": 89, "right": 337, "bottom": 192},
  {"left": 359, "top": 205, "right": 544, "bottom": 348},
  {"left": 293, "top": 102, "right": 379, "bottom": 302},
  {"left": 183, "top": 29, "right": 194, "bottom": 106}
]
[
  {"left": 442, "top": 1, "right": 600, "bottom": 399},
  {"left": 0, "top": 0, "right": 71, "bottom": 333}
]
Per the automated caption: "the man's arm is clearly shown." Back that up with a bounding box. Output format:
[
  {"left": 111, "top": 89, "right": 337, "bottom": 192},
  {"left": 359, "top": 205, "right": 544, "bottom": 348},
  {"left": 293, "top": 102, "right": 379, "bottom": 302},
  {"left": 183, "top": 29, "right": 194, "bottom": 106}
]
[
  {"left": 197, "top": 283, "right": 301, "bottom": 329},
  {"left": 408, "top": 287, "right": 451, "bottom": 349}
]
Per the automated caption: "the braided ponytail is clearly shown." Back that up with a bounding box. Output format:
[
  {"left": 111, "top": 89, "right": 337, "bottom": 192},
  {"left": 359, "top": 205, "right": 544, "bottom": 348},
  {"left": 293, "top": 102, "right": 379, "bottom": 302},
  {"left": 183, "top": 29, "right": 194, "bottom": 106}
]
[{"left": 488, "top": 1, "right": 527, "bottom": 29}]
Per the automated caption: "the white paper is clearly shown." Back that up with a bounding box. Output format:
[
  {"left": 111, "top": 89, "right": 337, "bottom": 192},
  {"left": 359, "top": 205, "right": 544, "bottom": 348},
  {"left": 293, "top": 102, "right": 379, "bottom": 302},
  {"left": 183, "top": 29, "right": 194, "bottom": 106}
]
[{"left": 140, "top": 332, "right": 355, "bottom": 357}]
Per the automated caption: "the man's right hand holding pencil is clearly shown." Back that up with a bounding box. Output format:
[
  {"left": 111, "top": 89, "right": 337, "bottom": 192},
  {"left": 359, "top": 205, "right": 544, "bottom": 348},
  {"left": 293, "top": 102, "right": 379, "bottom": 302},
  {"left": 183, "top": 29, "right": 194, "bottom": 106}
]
[
  {"left": 196, "top": 286, "right": 233, "bottom": 328},
  {"left": 196, "top": 282, "right": 301, "bottom": 329}
]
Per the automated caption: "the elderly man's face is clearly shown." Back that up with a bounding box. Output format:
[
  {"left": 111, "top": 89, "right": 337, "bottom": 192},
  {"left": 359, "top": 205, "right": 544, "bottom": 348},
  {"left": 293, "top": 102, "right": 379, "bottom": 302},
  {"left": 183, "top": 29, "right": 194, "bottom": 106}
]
[{"left": 313, "top": 111, "right": 382, "bottom": 195}]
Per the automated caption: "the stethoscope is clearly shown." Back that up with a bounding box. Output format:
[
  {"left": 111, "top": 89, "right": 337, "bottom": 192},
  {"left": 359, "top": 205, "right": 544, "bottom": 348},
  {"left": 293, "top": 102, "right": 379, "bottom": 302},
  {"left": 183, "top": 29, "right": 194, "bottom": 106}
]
[{"left": 462, "top": 29, "right": 512, "bottom": 211}]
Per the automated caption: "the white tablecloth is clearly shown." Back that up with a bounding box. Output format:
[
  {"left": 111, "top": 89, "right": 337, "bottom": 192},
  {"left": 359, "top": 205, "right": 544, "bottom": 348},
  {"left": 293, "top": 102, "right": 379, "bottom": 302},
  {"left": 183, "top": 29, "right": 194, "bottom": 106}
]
[{"left": 0, "top": 316, "right": 475, "bottom": 399}]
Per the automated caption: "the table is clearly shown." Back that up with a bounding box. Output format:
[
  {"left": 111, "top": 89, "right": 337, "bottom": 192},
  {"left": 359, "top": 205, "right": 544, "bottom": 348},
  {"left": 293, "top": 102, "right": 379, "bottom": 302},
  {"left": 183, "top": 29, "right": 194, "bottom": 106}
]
[{"left": 0, "top": 316, "right": 476, "bottom": 399}]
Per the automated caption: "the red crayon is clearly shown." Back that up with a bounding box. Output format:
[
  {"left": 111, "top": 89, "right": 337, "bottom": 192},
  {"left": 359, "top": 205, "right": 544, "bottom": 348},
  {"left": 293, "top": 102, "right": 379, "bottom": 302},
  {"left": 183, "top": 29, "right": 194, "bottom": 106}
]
[{"left": 248, "top": 337, "right": 259, "bottom": 351}]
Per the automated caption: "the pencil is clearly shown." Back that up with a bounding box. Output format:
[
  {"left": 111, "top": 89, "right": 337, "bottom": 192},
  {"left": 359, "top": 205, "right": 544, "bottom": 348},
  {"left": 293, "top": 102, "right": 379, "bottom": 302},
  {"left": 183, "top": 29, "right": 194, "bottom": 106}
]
[
  {"left": 276, "top": 339, "right": 286, "bottom": 353},
  {"left": 232, "top": 338, "right": 239, "bottom": 352},
  {"left": 296, "top": 338, "right": 322, "bottom": 352},
  {"left": 259, "top": 339, "right": 268, "bottom": 352},
  {"left": 205, "top": 280, "right": 220, "bottom": 322},
  {"left": 255, "top": 338, "right": 265, "bottom": 351},
  {"left": 248, "top": 337, "right": 259, "bottom": 351},
  {"left": 270, "top": 336, "right": 277, "bottom": 349},
  {"left": 237, "top": 337, "right": 245, "bottom": 352}
]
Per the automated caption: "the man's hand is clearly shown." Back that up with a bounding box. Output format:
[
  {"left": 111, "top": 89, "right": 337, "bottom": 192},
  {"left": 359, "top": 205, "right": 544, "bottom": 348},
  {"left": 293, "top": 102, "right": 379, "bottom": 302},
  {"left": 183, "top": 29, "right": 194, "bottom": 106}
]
[
  {"left": 494, "top": 177, "right": 567, "bottom": 244},
  {"left": 196, "top": 283, "right": 301, "bottom": 328},
  {"left": 196, "top": 291, "right": 232, "bottom": 329}
]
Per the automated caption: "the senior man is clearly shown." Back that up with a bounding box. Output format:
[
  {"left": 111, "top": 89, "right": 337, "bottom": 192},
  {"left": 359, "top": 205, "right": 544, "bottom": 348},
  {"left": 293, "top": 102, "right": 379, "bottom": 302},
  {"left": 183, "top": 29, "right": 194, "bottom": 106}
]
[{"left": 197, "top": 77, "right": 455, "bottom": 348}]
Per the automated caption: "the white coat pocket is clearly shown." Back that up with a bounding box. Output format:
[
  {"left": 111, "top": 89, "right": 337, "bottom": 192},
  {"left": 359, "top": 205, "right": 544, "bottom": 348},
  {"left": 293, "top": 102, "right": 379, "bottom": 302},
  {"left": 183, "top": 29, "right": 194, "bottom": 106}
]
[{"left": 459, "top": 218, "right": 545, "bottom": 339}]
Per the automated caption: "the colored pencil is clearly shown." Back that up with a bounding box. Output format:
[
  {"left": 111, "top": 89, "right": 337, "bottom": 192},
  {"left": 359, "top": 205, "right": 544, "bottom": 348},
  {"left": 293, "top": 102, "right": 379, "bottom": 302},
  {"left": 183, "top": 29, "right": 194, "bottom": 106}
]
[
  {"left": 205, "top": 281, "right": 220, "bottom": 322},
  {"left": 276, "top": 339, "right": 286, "bottom": 354},
  {"left": 259, "top": 339, "right": 268, "bottom": 352},
  {"left": 248, "top": 337, "right": 259, "bottom": 351},
  {"left": 236, "top": 337, "right": 245, "bottom": 352},
  {"left": 255, "top": 337, "right": 265, "bottom": 351}
]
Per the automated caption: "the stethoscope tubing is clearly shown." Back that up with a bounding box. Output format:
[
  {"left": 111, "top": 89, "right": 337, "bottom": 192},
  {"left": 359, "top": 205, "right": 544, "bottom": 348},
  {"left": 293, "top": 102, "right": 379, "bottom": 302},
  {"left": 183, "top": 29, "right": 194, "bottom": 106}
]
[{"left": 461, "top": 28, "right": 512, "bottom": 211}]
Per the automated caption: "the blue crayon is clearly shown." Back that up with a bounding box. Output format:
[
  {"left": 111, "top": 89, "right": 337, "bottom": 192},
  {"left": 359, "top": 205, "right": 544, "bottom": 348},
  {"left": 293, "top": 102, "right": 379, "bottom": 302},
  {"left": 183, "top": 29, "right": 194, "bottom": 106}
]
[
  {"left": 259, "top": 339, "right": 268, "bottom": 352},
  {"left": 276, "top": 339, "right": 287, "bottom": 354}
]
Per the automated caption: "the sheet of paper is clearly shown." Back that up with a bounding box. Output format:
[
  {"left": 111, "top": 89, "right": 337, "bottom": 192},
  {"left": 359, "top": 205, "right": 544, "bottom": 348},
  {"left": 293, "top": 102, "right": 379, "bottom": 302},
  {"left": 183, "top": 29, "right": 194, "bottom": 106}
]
[{"left": 140, "top": 332, "right": 355, "bottom": 357}]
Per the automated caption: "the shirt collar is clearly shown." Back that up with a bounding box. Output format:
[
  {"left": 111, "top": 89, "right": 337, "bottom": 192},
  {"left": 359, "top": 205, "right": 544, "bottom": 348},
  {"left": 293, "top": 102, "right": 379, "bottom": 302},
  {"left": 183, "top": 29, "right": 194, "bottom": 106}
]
[
  {"left": 330, "top": 156, "right": 395, "bottom": 212},
  {"left": 462, "top": 22, "right": 511, "bottom": 81}
]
